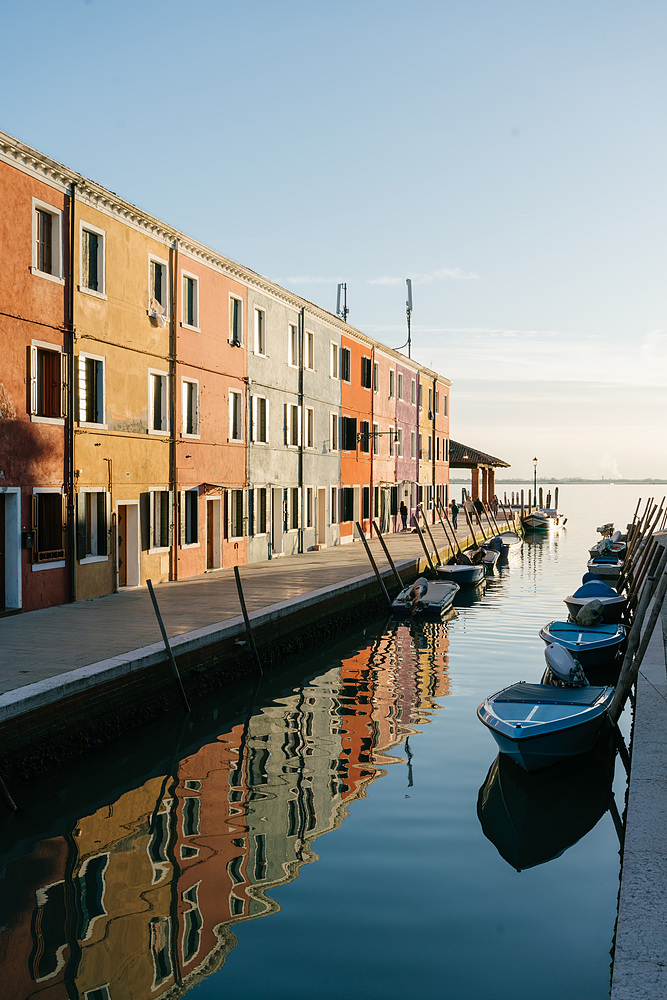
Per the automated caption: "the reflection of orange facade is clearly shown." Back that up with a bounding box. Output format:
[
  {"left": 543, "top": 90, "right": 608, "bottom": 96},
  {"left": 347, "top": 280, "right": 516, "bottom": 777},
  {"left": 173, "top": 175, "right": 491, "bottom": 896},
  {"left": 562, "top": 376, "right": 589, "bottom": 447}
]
[{"left": 340, "top": 332, "right": 373, "bottom": 540}]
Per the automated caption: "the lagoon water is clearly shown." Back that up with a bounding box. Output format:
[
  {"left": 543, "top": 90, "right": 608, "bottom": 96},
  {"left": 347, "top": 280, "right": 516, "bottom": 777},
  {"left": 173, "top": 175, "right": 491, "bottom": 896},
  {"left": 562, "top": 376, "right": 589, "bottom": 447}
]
[{"left": 0, "top": 484, "right": 650, "bottom": 1000}]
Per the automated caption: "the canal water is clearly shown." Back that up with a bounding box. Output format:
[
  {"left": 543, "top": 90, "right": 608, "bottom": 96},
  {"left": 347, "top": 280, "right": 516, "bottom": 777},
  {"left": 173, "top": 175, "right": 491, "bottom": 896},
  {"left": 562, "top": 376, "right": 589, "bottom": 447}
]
[{"left": 0, "top": 484, "right": 646, "bottom": 1000}]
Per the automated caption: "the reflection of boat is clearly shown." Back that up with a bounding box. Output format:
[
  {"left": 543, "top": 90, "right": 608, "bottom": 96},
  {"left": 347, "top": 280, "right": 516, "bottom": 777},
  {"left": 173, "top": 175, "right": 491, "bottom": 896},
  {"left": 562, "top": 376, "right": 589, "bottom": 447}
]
[
  {"left": 477, "top": 646, "right": 614, "bottom": 772},
  {"left": 539, "top": 621, "right": 627, "bottom": 669},
  {"left": 564, "top": 580, "right": 628, "bottom": 624},
  {"left": 477, "top": 738, "right": 615, "bottom": 870},
  {"left": 453, "top": 577, "right": 487, "bottom": 606},
  {"left": 392, "top": 577, "right": 459, "bottom": 616}
]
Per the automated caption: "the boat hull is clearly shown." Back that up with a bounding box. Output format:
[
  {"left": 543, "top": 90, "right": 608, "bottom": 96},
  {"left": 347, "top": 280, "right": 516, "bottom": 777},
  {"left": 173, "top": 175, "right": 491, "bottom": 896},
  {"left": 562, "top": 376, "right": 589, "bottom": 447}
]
[
  {"left": 392, "top": 580, "right": 459, "bottom": 616},
  {"left": 477, "top": 682, "right": 615, "bottom": 772},
  {"left": 435, "top": 563, "right": 485, "bottom": 586},
  {"left": 539, "top": 621, "right": 626, "bottom": 668},
  {"left": 586, "top": 557, "right": 622, "bottom": 578},
  {"left": 564, "top": 595, "right": 627, "bottom": 624}
]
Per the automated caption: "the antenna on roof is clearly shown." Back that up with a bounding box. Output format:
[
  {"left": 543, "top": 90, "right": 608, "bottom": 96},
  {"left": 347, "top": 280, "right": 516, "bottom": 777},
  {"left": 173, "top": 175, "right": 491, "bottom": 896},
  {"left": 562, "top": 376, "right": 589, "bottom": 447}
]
[
  {"left": 336, "top": 282, "right": 349, "bottom": 323},
  {"left": 406, "top": 278, "right": 413, "bottom": 358}
]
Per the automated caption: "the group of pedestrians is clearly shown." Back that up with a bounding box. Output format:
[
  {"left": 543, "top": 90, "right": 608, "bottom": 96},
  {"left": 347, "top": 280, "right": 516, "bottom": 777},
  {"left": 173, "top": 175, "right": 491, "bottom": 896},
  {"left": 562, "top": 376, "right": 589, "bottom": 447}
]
[{"left": 397, "top": 492, "right": 498, "bottom": 533}]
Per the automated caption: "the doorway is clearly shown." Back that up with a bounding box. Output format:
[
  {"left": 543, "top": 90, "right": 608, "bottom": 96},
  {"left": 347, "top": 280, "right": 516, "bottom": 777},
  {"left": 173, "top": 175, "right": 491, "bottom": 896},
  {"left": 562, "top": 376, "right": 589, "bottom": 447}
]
[
  {"left": 271, "top": 488, "right": 284, "bottom": 556},
  {"left": 206, "top": 498, "right": 222, "bottom": 569},
  {"left": 317, "top": 489, "right": 326, "bottom": 545},
  {"left": 117, "top": 502, "right": 140, "bottom": 588},
  {"left": 0, "top": 488, "right": 21, "bottom": 611}
]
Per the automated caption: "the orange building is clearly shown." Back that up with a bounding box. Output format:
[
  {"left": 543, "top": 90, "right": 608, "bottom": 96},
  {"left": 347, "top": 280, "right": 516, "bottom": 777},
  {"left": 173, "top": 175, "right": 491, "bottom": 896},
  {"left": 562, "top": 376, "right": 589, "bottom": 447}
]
[{"left": 339, "top": 332, "right": 374, "bottom": 540}]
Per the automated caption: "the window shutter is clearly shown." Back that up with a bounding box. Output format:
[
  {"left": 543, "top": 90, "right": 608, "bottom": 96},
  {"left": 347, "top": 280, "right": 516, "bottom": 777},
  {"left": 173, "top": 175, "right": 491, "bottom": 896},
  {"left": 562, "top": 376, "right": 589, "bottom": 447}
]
[
  {"left": 243, "top": 488, "right": 249, "bottom": 536},
  {"left": 165, "top": 491, "right": 173, "bottom": 547},
  {"left": 141, "top": 492, "right": 151, "bottom": 550},
  {"left": 226, "top": 490, "right": 232, "bottom": 539},
  {"left": 75, "top": 493, "right": 87, "bottom": 558},
  {"left": 29, "top": 346, "right": 38, "bottom": 414},
  {"left": 284, "top": 403, "right": 289, "bottom": 446},
  {"left": 60, "top": 351, "right": 68, "bottom": 418},
  {"left": 249, "top": 488, "right": 255, "bottom": 536},
  {"left": 179, "top": 491, "right": 186, "bottom": 547},
  {"left": 99, "top": 491, "right": 109, "bottom": 556}
]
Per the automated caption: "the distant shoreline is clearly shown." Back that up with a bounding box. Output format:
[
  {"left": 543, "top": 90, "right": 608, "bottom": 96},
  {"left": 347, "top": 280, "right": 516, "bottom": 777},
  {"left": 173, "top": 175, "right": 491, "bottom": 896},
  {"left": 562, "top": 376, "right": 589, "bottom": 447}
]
[{"left": 450, "top": 479, "right": 667, "bottom": 485}]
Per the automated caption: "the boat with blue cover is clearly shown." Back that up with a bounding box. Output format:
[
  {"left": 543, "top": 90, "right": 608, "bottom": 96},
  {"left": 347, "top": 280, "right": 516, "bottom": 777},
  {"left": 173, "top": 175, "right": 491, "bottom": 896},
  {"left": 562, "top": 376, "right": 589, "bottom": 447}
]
[
  {"left": 539, "top": 621, "right": 627, "bottom": 668},
  {"left": 477, "top": 644, "right": 615, "bottom": 771},
  {"left": 564, "top": 580, "right": 628, "bottom": 624},
  {"left": 586, "top": 554, "right": 623, "bottom": 578}
]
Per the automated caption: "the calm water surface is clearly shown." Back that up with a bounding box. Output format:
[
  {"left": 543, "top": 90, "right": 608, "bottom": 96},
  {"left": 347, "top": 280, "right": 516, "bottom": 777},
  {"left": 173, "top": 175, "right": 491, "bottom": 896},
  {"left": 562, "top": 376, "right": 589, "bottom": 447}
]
[{"left": 0, "top": 484, "right": 646, "bottom": 1000}]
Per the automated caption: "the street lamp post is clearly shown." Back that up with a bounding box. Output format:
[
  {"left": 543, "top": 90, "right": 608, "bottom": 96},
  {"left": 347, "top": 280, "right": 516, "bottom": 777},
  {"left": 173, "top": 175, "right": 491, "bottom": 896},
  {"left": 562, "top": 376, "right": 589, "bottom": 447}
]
[{"left": 533, "top": 457, "right": 538, "bottom": 508}]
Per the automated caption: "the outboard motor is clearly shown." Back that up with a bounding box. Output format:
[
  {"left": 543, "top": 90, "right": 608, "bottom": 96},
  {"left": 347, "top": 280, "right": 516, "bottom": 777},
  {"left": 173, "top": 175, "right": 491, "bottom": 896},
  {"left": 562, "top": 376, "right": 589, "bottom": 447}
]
[{"left": 541, "top": 643, "right": 589, "bottom": 688}]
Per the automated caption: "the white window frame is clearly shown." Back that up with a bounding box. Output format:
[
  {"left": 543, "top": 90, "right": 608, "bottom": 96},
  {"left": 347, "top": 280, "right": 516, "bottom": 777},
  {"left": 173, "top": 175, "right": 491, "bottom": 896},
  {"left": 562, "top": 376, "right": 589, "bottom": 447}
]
[
  {"left": 305, "top": 486, "right": 314, "bottom": 528},
  {"left": 77, "top": 487, "right": 110, "bottom": 564},
  {"left": 397, "top": 372, "right": 403, "bottom": 400},
  {"left": 228, "top": 389, "right": 243, "bottom": 442},
  {"left": 181, "top": 270, "right": 200, "bottom": 331},
  {"left": 286, "top": 403, "right": 301, "bottom": 447},
  {"left": 251, "top": 395, "right": 269, "bottom": 443},
  {"left": 341, "top": 346, "right": 351, "bottom": 383},
  {"left": 372, "top": 421, "right": 379, "bottom": 456},
  {"left": 411, "top": 379, "right": 416, "bottom": 404},
  {"left": 78, "top": 352, "right": 107, "bottom": 428},
  {"left": 148, "top": 254, "right": 169, "bottom": 317},
  {"left": 389, "top": 369, "right": 395, "bottom": 398},
  {"left": 253, "top": 486, "right": 269, "bottom": 535},
  {"left": 305, "top": 406, "right": 314, "bottom": 449},
  {"left": 79, "top": 220, "right": 107, "bottom": 299},
  {"left": 397, "top": 428, "right": 403, "bottom": 458},
  {"left": 411, "top": 431, "right": 416, "bottom": 459},
  {"left": 180, "top": 487, "right": 200, "bottom": 549},
  {"left": 30, "top": 339, "right": 67, "bottom": 425},
  {"left": 305, "top": 330, "right": 314, "bottom": 370},
  {"left": 329, "top": 342, "right": 338, "bottom": 378},
  {"left": 287, "top": 486, "right": 301, "bottom": 532},
  {"left": 229, "top": 294, "right": 243, "bottom": 346},
  {"left": 148, "top": 369, "right": 170, "bottom": 436},
  {"left": 31, "top": 486, "right": 66, "bottom": 570},
  {"left": 330, "top": 412, "right": 338, "bottom": 451},
  {"left": 149, "top": 488, "right": 172, "bottom": 553},
  {"left": 181, "top": 377, "right": 200, "bottom": 438},
  {"left": 31, "top": 198, "right": 64, "bottom": 283},
  {"left": 288, "top": 323, "right": 299, "bottom": 367},
  {"left": 254, "top": 308, "right": 266, "bottom": 356},
  {"left": 373, "top": 361, "right": 379, "bottom": 394}
]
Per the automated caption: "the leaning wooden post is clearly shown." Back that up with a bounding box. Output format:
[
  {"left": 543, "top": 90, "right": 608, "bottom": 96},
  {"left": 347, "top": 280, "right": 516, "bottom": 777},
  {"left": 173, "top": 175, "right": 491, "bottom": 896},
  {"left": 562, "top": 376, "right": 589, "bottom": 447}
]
[
  {"left": 355, "top": 521, "right": 392, "bottom": 607},
  {"left": 436, "top": 501, "right": 463, "bottom": 559},
  {"left": 372, "top": 519, "right": 404, "bottom": 589},
  {"left": 462, "top": 503, "right": 478, "bottom": 548},
  {"left": 418, "top": 504, "right": 442, "bottom": 565},
  {"left": 147, "top": 580, "right": 191, "bottom": 712},
  {"left": 233, "top": 566, "right": 263, "bottom": 674},
  {"left": 608, "top": 545, "right": 667, "bottom": 723},
  {"left": 500, "top": 501, "right": 513, "bottom": 531},
  {"left": 412, "top": 516, "right": 436, "bottom": 574}
]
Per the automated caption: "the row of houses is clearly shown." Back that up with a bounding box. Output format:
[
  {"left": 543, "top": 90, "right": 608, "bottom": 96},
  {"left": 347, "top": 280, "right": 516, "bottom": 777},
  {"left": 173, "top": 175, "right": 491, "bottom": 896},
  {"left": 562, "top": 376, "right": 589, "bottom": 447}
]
[{"left": 0, "top": 130, "right": 451, "bottom": 613}]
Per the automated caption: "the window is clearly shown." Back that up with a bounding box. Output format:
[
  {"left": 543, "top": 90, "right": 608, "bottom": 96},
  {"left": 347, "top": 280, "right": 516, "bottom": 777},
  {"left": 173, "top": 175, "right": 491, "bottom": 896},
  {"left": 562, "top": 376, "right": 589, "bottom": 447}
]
[
  {"left": 397, "top": 372, "right": 403, "bottom": 399},
  {"left": 78, "top": 354, "right": 105, "bottom": 425},
  {"left": 330, "top": 412, "right": 338, "bottom": 451},
  {"left": 80, "top": 223, "right": 106, "bottom": 296},
  {"left": 32, "top": 200, "right": 63, "bottom": 281},
  {"left": 255, "top": 488, "right": 267, "bottom": 534},
  {"left": 289, "top": 487, "right": 300, "bottom": 530},
  {"left": 77, "top": 490, "right": 108, "bottom": 561},
  {"left": 149, "top": 370, "right": 169, "bottom": 434},
  {"left": 418, "top": 433, "right": 423, "bottom": 458},
  {"left": 286, "top": 403, "right": 301, "bottom": 446},
  {"left": 411, "top": 379, "right": 416, "bottom": 404},
  {"left": 436, "top": 436, "right": 440, "bottom": 461},
  {"left": 180, "top": 489, "right": 198, "bottom": 546},
  {"left": 254, "top": 309, "right": 266, "bottom": 355},
  {"left": 361, "top": 356, "right": 372, "bottom": 389},
  {"left": 229, "top": 390, "right": 242, "bottom": 441},
  {"left": 182, "top": 883, "right": 203, "bottom": 965},
  {"left": 443, "top": 394, "right": 448, "bottom": 416},
  {"left": 229, "top": 295, "right": 243, "bottom": 345},
  {"left": 288, "top": 323, "right": 299, "bottom": 366},
  {"left": 306, "top": 487, "right": 314, "bottom": 528},
  {"left": 341, "top": 415, "right": 357, "bottom": 451},
  {"left": 373, "top": 362, "right": 379, "bottom": 393},
  {"left": 305, "top": 330, "right": 314, "bottom": 370},
  {"left": 360, "top": 420, "right": 370, "bottom": 453},
  {"left": 418, "top": 384, "right": 423, "bottom": 408},
  {"left": 305, "top": 406, "right": 314, "bottom": 448},
  {"left": 149, "top": 256, "right": 168, "bottom": 315},
  {"left": 396, "top": 428, "right": 403, "bottom": 457},
  {"left": 428, "top": 435, "right": 432, "bottom": 460},
  {"left": 372, "top": 422, "right": 379, "bottom": 455},
  {"left": 30, "top": 342, "right": 67, "bottom": 421},
  {"left": 251, "top": 396, "right": 268, "bottom": 443},
  {"left": 389, "top": 370, "right": 395, "bottom": 398},
  {"left": 182, "top": 379, "right": 199, "bottom": 437},
  {"left": 149, "top": 490, "right": 172, "bottom": 549},
  {"left": 389, "top": 427, "right": 394, "bottom": 455},
  {"left": 362, "top": 486, "right": 370, "bottom": 520},
  {"left": 150, "top": 917, "right": 172, "bottom": 989},
  {"left": 229, "top": 489, "right": 245, "bottom": 537},
  {"left": 182, "top": 272, "right": 199, "bottom": 328},
  {"left": 341, "top": 487, "right": 354, "bottom": 522},
  {"left": 32, "top": 490, "right": 65, "bottom": 563},
  {"left": 341, "top": 347, "right": 351, "bottom": 382},
  {"left": 411, "top": 431, "right": 416, "bottom": 459},
  {"left": 330, "top": 487, "right": 338, "bottom": 524},
  {"left": 435, "top": 389, "right": 439, "bottom": 413},
  {"left": 330, "top": 342, "right": 338, "bottom": 378},
  {"left": 428, "top": 388, "right": 433, "bottom": 414}
]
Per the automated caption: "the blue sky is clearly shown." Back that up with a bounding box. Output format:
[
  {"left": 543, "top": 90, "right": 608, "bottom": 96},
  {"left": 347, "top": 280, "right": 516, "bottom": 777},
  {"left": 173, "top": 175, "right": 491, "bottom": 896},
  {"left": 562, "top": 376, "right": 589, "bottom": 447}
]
[{"left": 2, "top": 0, "right": 666, "bottom": 478}]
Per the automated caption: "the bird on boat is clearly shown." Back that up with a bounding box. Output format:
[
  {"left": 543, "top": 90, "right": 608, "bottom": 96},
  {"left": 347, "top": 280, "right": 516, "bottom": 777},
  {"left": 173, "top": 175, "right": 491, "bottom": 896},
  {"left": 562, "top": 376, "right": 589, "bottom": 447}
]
[{"left": 407, "top": 577, "right": 428, "bottom": 610}]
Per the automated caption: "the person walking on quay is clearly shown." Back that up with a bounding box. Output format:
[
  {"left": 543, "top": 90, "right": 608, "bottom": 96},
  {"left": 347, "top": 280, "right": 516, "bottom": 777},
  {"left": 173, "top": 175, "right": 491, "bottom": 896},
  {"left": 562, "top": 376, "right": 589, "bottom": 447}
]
[
  {"left": 491, "top": 494, "right": 499, "bottom": 515},
  {"left": 400, "top": 500, "right": 408, "bottom": 531},
  {"left": 450, "top": 498, "right": 459, "bottom": 530}
]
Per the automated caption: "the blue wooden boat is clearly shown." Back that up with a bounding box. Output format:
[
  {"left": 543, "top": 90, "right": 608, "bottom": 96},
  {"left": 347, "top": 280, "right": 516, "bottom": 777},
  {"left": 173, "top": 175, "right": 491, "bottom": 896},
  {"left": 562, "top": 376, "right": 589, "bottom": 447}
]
[
  {"left": 539, "top": 621, "right": 627, "bottom": 668},
  {"left": 586, "top": 554, "right": 623, "bottom": 578},
  {"left": 564, "top": 580, "right": 627, "bottom": 624},
  {"left": 392, "top": 577, "right": 459, "bottom": 616},
  {"left": 435, "top": 561, "right": 485, "bottom": 586}
]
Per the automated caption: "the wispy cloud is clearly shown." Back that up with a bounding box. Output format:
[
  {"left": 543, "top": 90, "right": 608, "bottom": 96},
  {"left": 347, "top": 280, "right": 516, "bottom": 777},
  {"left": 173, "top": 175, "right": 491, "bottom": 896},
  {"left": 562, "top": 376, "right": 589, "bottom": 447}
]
[{"left": 367, "top": 266, "right": 479, "bottom": 286}]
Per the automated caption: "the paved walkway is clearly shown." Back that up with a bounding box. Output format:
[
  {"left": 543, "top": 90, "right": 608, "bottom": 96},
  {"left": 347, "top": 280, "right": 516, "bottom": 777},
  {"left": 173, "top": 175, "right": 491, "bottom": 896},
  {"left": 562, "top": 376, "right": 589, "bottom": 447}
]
[{"left": 0, "top": 522, "right": 474, "bottom": 697}]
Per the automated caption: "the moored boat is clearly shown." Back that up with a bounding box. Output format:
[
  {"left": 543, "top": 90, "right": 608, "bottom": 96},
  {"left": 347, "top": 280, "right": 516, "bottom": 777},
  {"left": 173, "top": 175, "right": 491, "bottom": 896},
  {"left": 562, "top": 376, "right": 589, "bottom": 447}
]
[
  {"left": 539, "top": 620, "right": 627, "bottom": 668},
  {"left": 564, "top": 580, "right": 628, "bottom": 624},
  {"left": 586, "top": 555, "right": 623, "bottom": 578},
  {"left": 392, "top": 577, "right": 459, "bottom": 616},
  {"left": 435, "top": 561, "right": 485, "bottom": 586}
]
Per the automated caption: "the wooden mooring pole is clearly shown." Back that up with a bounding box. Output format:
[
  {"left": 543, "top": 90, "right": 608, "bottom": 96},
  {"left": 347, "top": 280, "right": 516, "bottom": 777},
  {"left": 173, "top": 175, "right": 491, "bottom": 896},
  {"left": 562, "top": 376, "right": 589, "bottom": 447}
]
[
  {"left": 233, "top": 566, "right": 263, "bottom": 674},
  {"left": 412, "top": 516, "right": 436, "bottom": 574},
  {"left": 417, "top": 504, "right": 442, "bottom": 565},
  {"left": 371, "top": 520, "right": 404, "bottom": 589},
  {"left": 355, "top": 522, "right": 393, "bottom": 607},
  {"left": 147, "top": 580, "right": 191, "bottom": 712}
]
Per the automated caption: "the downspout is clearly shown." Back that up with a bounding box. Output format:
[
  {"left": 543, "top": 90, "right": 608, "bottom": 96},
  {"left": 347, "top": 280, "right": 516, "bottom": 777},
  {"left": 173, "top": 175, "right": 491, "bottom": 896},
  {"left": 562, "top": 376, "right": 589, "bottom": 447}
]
[
  {"left": 67, "top": 182, "right": 76, "bottom": 602},
  {"left": 170, "top": 240, "right": 179, "bottom": 581},
  {"left": 298, "top": 307, "right": 305, "bottom": 553}
]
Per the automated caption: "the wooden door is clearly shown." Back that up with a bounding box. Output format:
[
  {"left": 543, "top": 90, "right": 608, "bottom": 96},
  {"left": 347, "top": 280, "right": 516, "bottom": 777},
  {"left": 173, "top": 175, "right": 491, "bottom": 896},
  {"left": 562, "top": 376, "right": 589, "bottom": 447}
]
[
  {"left": 206, "top": 501, "right": 214, "bottom": 569},
  {"left": 0, "top": 495, "right": 5, "bottom": 608},
  {"left": 117, "top": 504, "right": 127, "bottom": 587}
]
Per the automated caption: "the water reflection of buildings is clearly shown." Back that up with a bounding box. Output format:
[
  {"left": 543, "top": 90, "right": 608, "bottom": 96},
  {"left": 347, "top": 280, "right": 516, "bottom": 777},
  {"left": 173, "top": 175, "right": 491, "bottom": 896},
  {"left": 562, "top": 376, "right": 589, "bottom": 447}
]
[{"left": 1, "top": 620, "right": 451, "bottom": 1000}]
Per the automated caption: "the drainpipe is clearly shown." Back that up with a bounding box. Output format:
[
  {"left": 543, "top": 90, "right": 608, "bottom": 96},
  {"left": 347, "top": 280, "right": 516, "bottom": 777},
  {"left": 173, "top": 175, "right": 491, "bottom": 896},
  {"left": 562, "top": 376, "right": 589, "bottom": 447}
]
[
  {"left": 67, "top": 182, "right": 76, "bottom": 602},
  {"left": 298, "top": 306, "right": 305, "bottom": 553},
  {"left": 170, "top": 240, "right": 179, "bottom": 581}
]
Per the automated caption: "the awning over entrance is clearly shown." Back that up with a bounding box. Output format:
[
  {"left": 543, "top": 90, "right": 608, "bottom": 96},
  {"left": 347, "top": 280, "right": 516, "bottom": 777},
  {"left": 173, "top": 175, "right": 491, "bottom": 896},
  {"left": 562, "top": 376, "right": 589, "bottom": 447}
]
[{"left": 449, "top": 440, "right": 510, "bottom": 503}]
